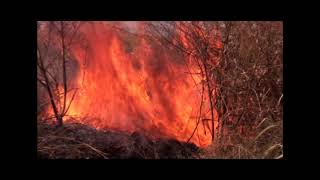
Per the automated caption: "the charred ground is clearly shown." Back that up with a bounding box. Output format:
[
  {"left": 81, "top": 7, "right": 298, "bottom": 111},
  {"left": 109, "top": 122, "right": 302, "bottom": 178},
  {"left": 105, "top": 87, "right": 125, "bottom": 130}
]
[{"left": 38, "top": 121, "right": 200, "bottom": 159}]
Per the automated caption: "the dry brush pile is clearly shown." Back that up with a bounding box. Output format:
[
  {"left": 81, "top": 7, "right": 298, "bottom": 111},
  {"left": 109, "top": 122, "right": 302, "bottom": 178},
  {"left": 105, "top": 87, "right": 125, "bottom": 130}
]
[{"left": 38, "top": 120, "right": 200, "bottom": 159}]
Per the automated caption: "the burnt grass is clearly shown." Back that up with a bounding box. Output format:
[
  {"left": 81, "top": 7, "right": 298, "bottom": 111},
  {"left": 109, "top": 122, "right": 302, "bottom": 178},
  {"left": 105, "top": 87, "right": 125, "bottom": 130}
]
[{"left": 37, "top": 122, "right": 200, "bottom": 159}]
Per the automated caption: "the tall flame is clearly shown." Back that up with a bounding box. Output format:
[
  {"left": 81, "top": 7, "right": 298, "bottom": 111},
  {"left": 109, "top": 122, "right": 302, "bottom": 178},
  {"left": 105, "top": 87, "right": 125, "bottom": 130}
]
[{"left": 47, "top": 22, "right": 222, "bottom": 147}]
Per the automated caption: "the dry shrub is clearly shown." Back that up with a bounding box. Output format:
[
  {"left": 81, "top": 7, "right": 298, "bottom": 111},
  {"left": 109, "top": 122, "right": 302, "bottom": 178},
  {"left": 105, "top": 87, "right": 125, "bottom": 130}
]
[{"left": 199, "top": 22, "right": 283, "bottom": 159}]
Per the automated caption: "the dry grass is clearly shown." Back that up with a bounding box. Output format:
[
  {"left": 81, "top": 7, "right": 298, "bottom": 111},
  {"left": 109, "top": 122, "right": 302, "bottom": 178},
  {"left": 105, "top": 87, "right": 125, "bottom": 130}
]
[
  {"left": 38, "top": 123, "right": 109, "bottom": 159},
  {"left": 196, "top": 22, "right": 283, "bottom": 159},
  {"left": 37, "top": 122, "right": 200, "bottom": 159},
  {"left": 199, "top": 119, "right": 283, "bottom": 159}
]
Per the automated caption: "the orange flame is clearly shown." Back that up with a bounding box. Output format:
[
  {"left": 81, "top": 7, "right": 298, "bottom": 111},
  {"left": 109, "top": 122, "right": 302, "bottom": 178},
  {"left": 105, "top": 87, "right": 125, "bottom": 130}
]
[{"left": 46, "top": 22, "right": 222, "bottom": 147}]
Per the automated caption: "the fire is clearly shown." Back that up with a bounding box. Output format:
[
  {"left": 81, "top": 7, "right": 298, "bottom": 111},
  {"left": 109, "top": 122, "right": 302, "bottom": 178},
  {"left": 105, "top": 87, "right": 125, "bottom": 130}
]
[{"left": 45, "top": 22, "right": 222, "bottom": 147}]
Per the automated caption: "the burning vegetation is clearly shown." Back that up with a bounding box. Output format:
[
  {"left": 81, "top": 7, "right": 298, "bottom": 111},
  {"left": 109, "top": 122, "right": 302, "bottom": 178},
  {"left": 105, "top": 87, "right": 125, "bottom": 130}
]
[{"left": 37, "top": 21, "right": 283, "bottom": 159}]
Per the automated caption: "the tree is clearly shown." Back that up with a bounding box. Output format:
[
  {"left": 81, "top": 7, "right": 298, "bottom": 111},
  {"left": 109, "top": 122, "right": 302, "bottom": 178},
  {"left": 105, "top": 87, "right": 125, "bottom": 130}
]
[{"left": 37, "top": 21, "right": 87, "bottom": 127}]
